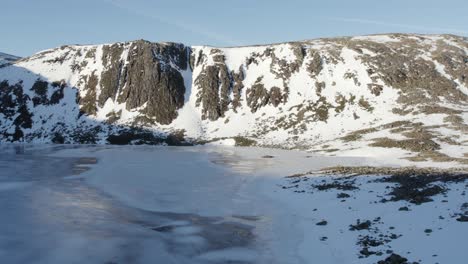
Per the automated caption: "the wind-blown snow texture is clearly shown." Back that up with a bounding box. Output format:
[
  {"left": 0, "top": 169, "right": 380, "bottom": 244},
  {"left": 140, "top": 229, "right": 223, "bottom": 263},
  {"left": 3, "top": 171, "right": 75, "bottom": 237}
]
[{"left": 0, "top": 34, "right": 467, "bottom": 164}]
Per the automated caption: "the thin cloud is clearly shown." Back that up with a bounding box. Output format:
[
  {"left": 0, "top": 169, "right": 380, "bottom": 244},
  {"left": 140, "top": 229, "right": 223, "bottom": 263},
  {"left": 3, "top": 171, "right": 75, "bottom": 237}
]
[
  {"left": 102, "top": 0, "right": 242, "bottom": 46},
  {"left": 326, "top": 17, "right": 468, "bottom": 36}
]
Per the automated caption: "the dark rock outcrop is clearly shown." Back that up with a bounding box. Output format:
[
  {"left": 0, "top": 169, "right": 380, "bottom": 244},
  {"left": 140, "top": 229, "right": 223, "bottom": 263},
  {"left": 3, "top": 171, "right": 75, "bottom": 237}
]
[
  {"left": 245, "top": 77, "right": 286, "bottom": 112},
  {"left": 193, "top": 49, "right": 236, "bottom": 120},
  {"left": 97, "top": 41, "right": 189, "bottom": 125},
  {"left": 195, "top": 64, "right": 231, "bottom": 120},
  {"left": 79, "top": 72, "right": 99, "bottom": 116},
  {"left": 0, "top": 81, "right": 33, "bottom": 141}
]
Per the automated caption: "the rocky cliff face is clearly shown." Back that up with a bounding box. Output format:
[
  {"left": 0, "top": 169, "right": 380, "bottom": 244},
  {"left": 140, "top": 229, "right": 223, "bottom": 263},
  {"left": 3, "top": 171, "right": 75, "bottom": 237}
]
[
  {"left": 95, "top": 41, "right": 188, "bottom": 125},
  {"left": 0, "top": 34, "right": 467, "bottom": 164}
]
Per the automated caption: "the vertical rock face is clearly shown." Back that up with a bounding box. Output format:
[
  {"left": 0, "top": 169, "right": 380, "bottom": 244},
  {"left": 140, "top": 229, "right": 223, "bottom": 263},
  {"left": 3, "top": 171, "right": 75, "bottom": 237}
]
[
  {"left": 98, "top": 43, "right": 125, "bottom": 107},
  {"left": 193, "top": 49, "right": 234, "bottom": 120},
  {"left": 98, "top": 41, "right": 189, "bottom": 125},
  {"left": 79, "top": 72, "right": 99, "bottom": 116}
]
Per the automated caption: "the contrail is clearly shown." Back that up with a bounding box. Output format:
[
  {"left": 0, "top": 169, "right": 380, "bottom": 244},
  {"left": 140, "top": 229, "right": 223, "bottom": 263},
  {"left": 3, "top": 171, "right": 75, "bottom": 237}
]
[
  {"left": 102, "top": 0, "right": 242, "bottom": 46},
  {"left": 326, "top": 17, "right": 468, "bottom": 36}
]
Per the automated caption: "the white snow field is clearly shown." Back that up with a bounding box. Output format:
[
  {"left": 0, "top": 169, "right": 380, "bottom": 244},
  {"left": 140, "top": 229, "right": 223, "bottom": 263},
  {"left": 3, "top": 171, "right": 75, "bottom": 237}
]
[{"left": 0, "top": 144, "right": 466, "bottom": 264}]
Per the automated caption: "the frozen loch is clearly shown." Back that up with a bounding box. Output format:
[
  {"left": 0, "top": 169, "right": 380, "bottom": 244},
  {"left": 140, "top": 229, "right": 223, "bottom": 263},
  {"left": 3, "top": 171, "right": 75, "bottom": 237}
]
[{"left": 0, "top": 144, "right": 467, "bottom": 264}]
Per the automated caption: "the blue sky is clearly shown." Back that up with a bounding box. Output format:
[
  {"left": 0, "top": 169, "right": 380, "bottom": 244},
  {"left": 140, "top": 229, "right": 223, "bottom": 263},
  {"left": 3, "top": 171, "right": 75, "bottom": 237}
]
[{"left": 2, "top": 0, "right": 467, "bottom": 56}]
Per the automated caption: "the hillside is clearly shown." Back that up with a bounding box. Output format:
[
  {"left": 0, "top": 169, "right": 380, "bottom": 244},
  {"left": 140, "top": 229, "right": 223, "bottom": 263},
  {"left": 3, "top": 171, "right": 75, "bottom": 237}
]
[
  {"left": 0, "top": 34, "right": 467, "bottom": 165},
  {"left": 0, "top": 52, "right": 21, "bottom": 67}
]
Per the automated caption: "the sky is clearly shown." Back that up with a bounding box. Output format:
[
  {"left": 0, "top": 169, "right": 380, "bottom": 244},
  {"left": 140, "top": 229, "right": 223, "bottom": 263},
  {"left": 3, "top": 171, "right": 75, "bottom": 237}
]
[{"left": 1, "top": 0, "right": 467, "bottom": 57}]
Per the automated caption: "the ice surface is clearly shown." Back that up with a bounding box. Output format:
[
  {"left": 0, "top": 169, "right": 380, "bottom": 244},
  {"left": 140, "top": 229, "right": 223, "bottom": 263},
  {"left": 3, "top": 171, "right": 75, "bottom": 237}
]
[
  {"left": 0, "top": 144, "right": 466, "bottom": 263},
  {"left": 0, "top": 181, "right": 33, "bottom": 191}
]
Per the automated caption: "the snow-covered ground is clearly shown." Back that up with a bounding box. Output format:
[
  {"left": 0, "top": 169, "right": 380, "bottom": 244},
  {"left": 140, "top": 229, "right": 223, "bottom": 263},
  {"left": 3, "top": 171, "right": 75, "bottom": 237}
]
[{"left": 0, "top": 144, "right": 466, "bottom": 263}]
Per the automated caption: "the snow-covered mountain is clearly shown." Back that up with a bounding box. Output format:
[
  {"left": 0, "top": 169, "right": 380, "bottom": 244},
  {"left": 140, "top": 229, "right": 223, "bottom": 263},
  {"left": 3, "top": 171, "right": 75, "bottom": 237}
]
[
  {"left": 0, "top": 34, "right": 467, "bottom": 164},
  {"left": 0, "top": 52, "right": 20, "bottom": 68}
]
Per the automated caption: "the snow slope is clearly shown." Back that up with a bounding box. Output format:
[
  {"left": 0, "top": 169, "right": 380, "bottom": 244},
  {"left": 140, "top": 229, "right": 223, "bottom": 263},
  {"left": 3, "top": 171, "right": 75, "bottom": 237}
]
[{"left": 0, "top": 34, "right": 467, "bottom": 165}]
